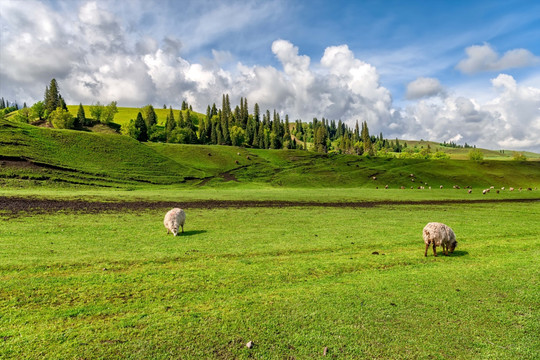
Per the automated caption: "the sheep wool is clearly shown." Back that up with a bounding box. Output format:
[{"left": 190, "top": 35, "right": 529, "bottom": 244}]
[
  {"left": 423, "top": 222, "right": 457, "bottom": 257},
  {"left": 164, "top": 208, "right": 186, "bottom": 236}
]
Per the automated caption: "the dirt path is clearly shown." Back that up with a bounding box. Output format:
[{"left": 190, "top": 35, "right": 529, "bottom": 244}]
[{"left": 1, "top": 196, "right": 538, "bottom": 218}]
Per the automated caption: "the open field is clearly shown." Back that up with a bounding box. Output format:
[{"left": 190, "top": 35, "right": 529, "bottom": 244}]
[
  {"left": 1, "top": 196, "right": 538, "bottom": 359},
  {"left": 1, "top": 113, "right": 539, "bottom": 358}
]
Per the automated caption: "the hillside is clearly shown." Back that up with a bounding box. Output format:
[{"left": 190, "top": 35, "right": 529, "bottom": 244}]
[
  {"left": 65, "top": 105, "right": 205, "bottom": 128},
  {"left": 2, "top": 118, "right": 540, "bottom": 189}
]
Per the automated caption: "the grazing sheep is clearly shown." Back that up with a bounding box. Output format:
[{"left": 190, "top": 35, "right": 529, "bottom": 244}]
[
  {"left": 501, "top": 187, "right": 505, "bottom": 190},
  {"left": 423, "top": 222, "right": 457, "bottom": 257},
  {"left": 482, "top": 189, "right": 488, "bottom": 195},
  {"left": 385, "top": 184, "right": 389, "bottom": 189},
  {"left": 164, "top": 208, "right": 186, "bottom": 236},
  {"left": 468, "top": 189, "right": 472, "bottom": 194},
  {"left": 509, "top": 187, "right": 514, "bottom": 191},
  {"left": 440, "top": 185, "right": 443, "bottom": 189}
]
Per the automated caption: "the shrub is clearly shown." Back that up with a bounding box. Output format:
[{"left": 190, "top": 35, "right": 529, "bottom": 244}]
[
  {"left": 513, "top": 152, "right": 527, "bottom": 161},
  {"left": 468, "top": 148, "right": 484, "bottom": 161},
  {"left": 50, "top": 107, "right": 74, "bottom": 129}
]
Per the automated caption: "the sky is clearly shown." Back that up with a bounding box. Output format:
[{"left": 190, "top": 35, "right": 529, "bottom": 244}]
[{"left": 1, "top": 0, "right": 540, "bottom": 151}]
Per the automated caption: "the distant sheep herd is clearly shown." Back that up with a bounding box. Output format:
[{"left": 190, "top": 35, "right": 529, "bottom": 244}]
[{"left": 373, "top": 176, "right": 537, "bottom": 194}]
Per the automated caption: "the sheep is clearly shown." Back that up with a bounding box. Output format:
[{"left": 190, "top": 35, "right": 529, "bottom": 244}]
[
  {"left": 468, "top": 189, "right": 472, "bottom": 194},
  {"left": 164, "top": 208, "right": 186, "bottom": 236},
  {"left": 509, "top": 187, "right": 514, "bottom": 191},
  {"left": 423, "top": 222, "right": 457, "bottom": 257},
  {"left": 440, "top": 185, "right": 443, "bottom": 189}
]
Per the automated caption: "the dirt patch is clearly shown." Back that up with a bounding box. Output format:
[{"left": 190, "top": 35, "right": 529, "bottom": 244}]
[
  {"left": 197, "top": 171, "right": 239, "bottom": 186},
  {"left": 0, "top": 196, "right": 538, "bottom": 218},
  {"left": 0, "top": 159, "right": 42, "bottom": 170}
]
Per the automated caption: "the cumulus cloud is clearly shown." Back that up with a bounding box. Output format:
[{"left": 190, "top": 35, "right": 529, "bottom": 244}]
[
  {"left": 405, "top": 77, "right": 445, "bottom": 100},
  {"left": 1, "top": 1, "right": 539, "bottom": 152},
  {"left": 402, "top": 74, "right": 540, "bottom": 151},
  {"left": 456, "top": 43, "right": 540, "bottom": 74}
]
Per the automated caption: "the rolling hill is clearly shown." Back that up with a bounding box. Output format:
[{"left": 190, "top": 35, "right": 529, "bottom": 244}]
[{"left": 1, "top": 118, "right": 540, "bottom": 189}]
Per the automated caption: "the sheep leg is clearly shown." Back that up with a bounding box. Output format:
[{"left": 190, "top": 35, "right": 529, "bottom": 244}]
[
  {"left": 181, "top": 225, "right": 184, "bottom": 233},
  {"left": 432, "top": 243, "right": 437, "bottom": 257},
  {"left": 443, "top": 244, "right": 448, "bottom": 256},
  {"left": 424, "top": 243, "right": 429, "bottom": 257}
]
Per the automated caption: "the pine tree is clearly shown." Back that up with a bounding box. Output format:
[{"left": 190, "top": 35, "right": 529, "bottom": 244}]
[
  {"left": 177, "top": 111, "right": 185, "bottom": 128},
  {"left": 254, "top": 103, "right": 260, "bottom": 123},
  {"left": 166, "top": 106, "right": 176, "bottom": 140},
  {"left": 134, "top": 112, "right": 148, "bottom": 142},
  {"left": 0, "top": 97, "right": 5, "bottom": 109},
  {"left": 76, "top": 103, "right": 86, "bottom": 128},
  {"left": 44, "top": 79, "right": 60, "bottom": 115},
  {"left": 142, "top": 105, "right": 157, "bottom": 129}
]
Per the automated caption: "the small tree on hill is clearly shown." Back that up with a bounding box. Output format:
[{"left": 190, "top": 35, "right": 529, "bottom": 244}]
[
  {"left": 50, "top": 107, "right": 74, "bottom": 129},
  {"left": 77, "top": 103, "right": 87, "bottom": 127},
  {"left": 468, "top": 148, "right": 484, "bottom": 161},
  {"left": 44, "top": 79, "right": 60, "bottom": 116},
  {"left": 513, "top": 152, "right": 527, "bottom": 161},
  {"left": 134, "top": 112, "right": 148, "bottom": 141}
]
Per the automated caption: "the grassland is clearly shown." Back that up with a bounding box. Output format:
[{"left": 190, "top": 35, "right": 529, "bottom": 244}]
[
  {"left": 1, "top": 113, "right": 539, "bottom": 358},
  {"left": 1, "top": 199, "right": 538, "bottom": 359}
]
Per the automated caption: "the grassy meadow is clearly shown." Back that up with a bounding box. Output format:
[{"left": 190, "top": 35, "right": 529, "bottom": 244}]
[
  {"left": 1, "top": 198, "right": 538, "bottom": 359},
  {"left": 1, "top": 115, "right": 539, "bottom": 358}
]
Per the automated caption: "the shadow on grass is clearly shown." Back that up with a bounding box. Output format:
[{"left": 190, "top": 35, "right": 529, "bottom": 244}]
[
  {"left": 449, "top": 250, "right": 469, "bottom": 257},
  {"left": 180, "top": 230, "right": 207, "bottom": 237}
]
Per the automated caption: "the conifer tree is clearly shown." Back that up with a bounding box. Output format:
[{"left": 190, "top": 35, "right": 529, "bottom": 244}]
[
  {"left": 44, "top": 79, "right": 60, "bottom": 115},
  {"left": 76, "top": 103, "right": 86, "bottom": 128},
  {"left": 134, "top": 112, "right": 148, "bottom": 142},
  {"left": 166, "top": 106, "right": 176, "bottom": 140},
  {"left": 177, "top": 110, "right": 184, "bottom": 128}
]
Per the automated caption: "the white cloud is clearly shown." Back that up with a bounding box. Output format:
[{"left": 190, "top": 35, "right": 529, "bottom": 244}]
[
  {"left": 405, "top": 77, "right": 445, "bottom": 100},
  {"left": 456, "top": 43, "right": 540, "bottom": 74},
  {"left": 1, "top": 2, "right": 539, "bottom": 152},
  {"left": 402, "top": 74, "right": 540, "bottom": 151}
]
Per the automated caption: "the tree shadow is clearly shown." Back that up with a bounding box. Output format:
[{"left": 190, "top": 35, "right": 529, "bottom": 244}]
[{"left": 180, "top": 230, "right": 207, "bottom": 237}]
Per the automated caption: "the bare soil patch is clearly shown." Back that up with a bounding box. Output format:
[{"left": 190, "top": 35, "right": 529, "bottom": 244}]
[{"left": 0, "top": 196, "right": 538, "bottom": 219}]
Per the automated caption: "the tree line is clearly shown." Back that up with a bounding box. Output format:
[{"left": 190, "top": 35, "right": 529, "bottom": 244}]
[{"left": 3, "top": 79, "right": 486, "bottom": 159}]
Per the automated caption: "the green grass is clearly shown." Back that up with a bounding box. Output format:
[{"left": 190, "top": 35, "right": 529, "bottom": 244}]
[
  {"left": 66, "top": 105, "right": 205, "bottom": 128},
  {"left": 1, "top": 200, "right": 538, "bottom": 359}
]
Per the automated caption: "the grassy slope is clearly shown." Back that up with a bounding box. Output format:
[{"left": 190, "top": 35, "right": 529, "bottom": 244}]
[
  {"left": 0, "top": 119, "right": 203, "bottom": 186},
  {"left": 1, "top": 202, "right": 538, "bottom": 359},
  {"left": 66, "top": 105, "right": 205, "bottom": 128},
  {"left": 2, "top": 118, "right": 540, "bottom": 189}
]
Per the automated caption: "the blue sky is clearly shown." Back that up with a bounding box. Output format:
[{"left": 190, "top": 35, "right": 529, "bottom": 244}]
[{"left": 1, "top": 0, "right": 539, "bottom": 151}]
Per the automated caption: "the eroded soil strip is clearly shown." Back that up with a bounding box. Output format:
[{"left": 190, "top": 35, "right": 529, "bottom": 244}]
[{"left": 1, "top": 196, "right": 538, "bottom": 218}]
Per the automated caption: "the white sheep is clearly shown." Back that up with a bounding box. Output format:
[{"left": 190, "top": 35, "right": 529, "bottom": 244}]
[
  {"left": 423, "top": 222, "right": 458, "bottom": 257},
  {"left": 164, "top": 208, "right": 186, "bottom": 236}
]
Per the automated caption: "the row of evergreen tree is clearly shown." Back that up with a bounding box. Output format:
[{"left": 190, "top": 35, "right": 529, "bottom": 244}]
[{"left": 123, "top": 94, "right": 397, "bottom": 154}]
